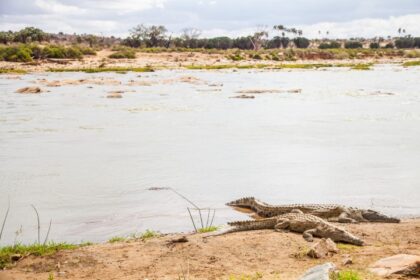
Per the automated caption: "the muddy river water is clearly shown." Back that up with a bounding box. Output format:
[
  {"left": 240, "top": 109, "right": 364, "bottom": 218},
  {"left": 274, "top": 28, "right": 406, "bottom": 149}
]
[{"left": 0, "top": 65, "right": 419, "bottom": 244}]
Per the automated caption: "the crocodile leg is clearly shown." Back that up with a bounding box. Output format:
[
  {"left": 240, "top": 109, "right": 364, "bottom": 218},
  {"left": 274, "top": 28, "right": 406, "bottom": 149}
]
[
  {"left": 338, "top": 212, "right": 358, "bottom": 223},
  {"left": 274, "top": 219, "right": 290, "bottom": 232},
  {"left": 302, "top": 228, "right": 317, "bottom": 242}
]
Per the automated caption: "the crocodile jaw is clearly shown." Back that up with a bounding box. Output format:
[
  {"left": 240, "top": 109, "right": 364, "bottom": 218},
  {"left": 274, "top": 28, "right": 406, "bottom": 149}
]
[{"left": 361, "top": 210, "right": 401, "bottom": 223}]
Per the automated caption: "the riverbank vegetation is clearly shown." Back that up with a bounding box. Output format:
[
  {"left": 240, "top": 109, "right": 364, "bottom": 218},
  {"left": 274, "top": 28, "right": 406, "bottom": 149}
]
[{"left": 1, "top": 26, "right": 419, "bottom": 64}]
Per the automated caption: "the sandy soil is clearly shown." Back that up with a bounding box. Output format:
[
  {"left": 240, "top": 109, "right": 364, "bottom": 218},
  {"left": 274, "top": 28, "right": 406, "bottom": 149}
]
[
  {"left": 1, "top": 219, "right": 419, "bottom": 280},
  {"left": 0, "top": 50, "right": 414, "bottom": 72}
]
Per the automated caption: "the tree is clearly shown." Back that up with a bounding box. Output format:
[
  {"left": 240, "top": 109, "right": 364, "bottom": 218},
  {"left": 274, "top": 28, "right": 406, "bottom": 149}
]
[
  {"left": 181, "top": 28, "right": 201, "bottom": 48},
  {"left": 13, "top": 27, "right": 48, "bottom": 43},
  {"left": 249, "top": 26, "right": 268, "bottom": 50},
  {"left": 129, "top": 24, "right": 167, "bottom": 47},
  {"left": 293, "top": 37, "right": 310, "bottom": 48}
]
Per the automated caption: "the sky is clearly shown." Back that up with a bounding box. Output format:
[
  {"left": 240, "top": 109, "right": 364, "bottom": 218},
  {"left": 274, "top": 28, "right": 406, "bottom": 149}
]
[{"left": 1, "top": 0, "right": 420, "bottom": 39}]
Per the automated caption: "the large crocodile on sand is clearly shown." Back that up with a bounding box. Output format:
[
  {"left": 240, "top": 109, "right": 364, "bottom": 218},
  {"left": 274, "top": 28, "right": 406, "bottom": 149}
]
[
  {"left": 227, "top": 197, "right": 400, "bottom": 223},
  {"left": 220, "top": 210, "right": 364, "bottom": 246}
]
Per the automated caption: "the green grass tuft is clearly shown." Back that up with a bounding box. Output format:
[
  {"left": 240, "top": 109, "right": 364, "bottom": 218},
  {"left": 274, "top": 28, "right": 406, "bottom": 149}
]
[
  {"left": 140, "top": 229, "right": 159, "bottom": 240},
  {"left": 108, "top": 236, "right": 126, "bottom": 243},
  {"left": 402, "top": 60, "right": 420, "bottom": 67},
  {"left": 197, "top": 226, "right": 219, "bottom": 233},
  {"left": 331, "top": 270, "right": 362, "bottom": 280},
  {"left": 0, "top": 242, "right": 78, "bottom": 269},
  {"left": 0, "top": 68, "right": 28, "bottom": 74},
  {"left": 47, "top": 66, "right": 154, "bottom": 73}
]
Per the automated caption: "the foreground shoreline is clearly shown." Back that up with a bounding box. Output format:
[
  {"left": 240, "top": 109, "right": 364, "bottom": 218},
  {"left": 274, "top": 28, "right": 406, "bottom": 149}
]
[{"left": 1, "top": 218, "right": 419, "bottom": 279}]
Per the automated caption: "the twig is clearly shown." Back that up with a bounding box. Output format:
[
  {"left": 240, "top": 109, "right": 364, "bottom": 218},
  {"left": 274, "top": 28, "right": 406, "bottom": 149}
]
[
  {"left": 43, "top": 219, "right": 52, "bottom": 245},
  {"left": 31, "top": 204, "right": 41, "bottom": 244},
  {"left": 205, "top": 208, "right": 211, "bottom": 228},
  {"left": 209, "top": 209, "right": 216, "bottom": 227},
  {"left": 169, "top": 188, "right": 200, "bottom": 209},
  {"left": 0, "top": 197, "right": 11, "bottom": 242},
  {"left": 197, "top": 209, "right": 204, "bottom": 228},
  {"left": 187, "top": 208, "right": 197, "bottom": 232}
]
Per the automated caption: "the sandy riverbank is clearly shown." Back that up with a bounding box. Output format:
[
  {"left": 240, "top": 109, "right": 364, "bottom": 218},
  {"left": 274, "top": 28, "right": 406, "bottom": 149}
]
[
  {"left": 1, "top": 219, "right": 419, "bottom": 280},
  {"left": 0, "top": 49, "right": 417, "bottom": 73}
]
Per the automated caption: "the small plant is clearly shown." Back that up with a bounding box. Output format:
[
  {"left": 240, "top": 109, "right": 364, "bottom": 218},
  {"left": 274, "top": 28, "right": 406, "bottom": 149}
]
[
  {"left": 197, "top": 226, "right": 218, "bottom": 233},
  {"left": 48, "top": 273, "right": 54, "bottom": 280},
  {"left": 228, "top": 272, "right": 263, "bottom": 280},
  {"left": 0, "top": 242, "right": 78, "bottom": 269},
  {"left": 331, "top": 270, "right": 361, "bottom": 280},
  {"left": 351, "top": 63, "right": 372, "bottom": 70},
  {"left": 108, "top": 236, "right": 126, "bottom": 243},
  {"left": 402, "top": 60, "right": 420, "bottom": 67},
  {"left": 109, "top": 50, "right": 136, "bottom": 59},
  {"left": 140, "top": 230, "right": 159, "bottom": 240},
  {"left": 344, "top": 41, "right": 363, "bottom": 49}
]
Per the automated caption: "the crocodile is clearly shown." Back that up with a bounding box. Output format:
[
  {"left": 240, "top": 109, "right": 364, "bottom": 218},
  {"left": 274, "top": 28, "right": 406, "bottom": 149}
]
[
  {"left": 223, "top": 211, "right": 364, "bottom": 246},
  {"left": 227, "top": 197, "right": 400, "bottom": 223}
]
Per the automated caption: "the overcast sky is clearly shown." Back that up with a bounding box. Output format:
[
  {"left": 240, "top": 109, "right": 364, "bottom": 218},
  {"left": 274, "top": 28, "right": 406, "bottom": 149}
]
[{"left": 1, "top": 0, "right": 420, "bottom": 38}]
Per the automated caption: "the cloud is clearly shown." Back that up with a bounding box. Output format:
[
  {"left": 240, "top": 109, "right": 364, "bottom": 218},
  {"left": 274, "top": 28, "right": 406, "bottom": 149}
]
[
  {"left": 34, "top": 0, "right": 86, "bottom": 15},
  {"left": 0, "top": 0, "right": 419, "bottom": 38}
]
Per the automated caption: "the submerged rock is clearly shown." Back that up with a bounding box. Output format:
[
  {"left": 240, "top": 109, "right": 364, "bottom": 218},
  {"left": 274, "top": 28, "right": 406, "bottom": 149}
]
[
  {"left": 369, "top": 254, "right": 420, "bottom": 277},
  {"left": 230, "top": 94, "right": 255, "bottom": 99},
  {"left": 299, "top": 263, "right": 336, "bottom": 280},
  {"left": 107, "top": 92, "right": 123, "bottom": 99},
  {"left": 16, "top": 87, "right": 42, "bottom": 94}
]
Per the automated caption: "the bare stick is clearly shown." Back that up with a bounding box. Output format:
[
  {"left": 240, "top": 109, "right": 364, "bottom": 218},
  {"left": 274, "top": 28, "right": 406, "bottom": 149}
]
[
  {"left": 209, "top": 209, "right": 216, "bottom": 227},
  {"left": 205, "top": 208, "right": 211, "bottom": 228},
  {"left": 197, "top": 208, "right": 204, "bottom": 228},
  {"left": 31, "top": 204, "right": 41, "bottom": 244},
  {"left": 169, "top": 188, "right": 200, "bottom": 209},
  {"left": 0, "top": 197, "right": 10, "bottom": 242},
  {"left": 43, "top": 219, "right": 52, "bottom": 245},
  {"left": 187, "top": 208, "right": 197, "bottom": 232}
]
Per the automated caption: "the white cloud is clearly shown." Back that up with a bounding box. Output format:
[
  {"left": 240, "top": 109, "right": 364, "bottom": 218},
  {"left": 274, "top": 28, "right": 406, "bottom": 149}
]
[
  {"left": 34, "top": 0, "right": 86, "bottom": 15},
  {"left": 299, "top": 14, "right": 420, "bottom": 39}
]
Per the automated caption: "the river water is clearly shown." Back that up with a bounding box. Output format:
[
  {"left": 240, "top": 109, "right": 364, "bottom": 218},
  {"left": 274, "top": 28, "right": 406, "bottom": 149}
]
[{"left": 0, "top": 65, "right": 419, "bottom": 244}]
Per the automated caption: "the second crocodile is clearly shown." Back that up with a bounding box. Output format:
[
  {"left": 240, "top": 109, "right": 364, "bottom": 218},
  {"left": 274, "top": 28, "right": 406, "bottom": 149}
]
[{"left": 227, "top": 197, "right": 400, "bottom": 223}]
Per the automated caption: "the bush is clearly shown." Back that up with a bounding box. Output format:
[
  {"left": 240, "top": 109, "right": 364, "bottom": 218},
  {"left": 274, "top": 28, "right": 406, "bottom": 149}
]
[
  {"left": 293, "top": 37, "right": 310, "bottom": 48},
  {"left": 369, "top": 42, "right": 380, "bottom": 49},
  {"left": 345, "top": 41, "right": 363, "bottom": 49},
  {"left": 384, "top": 42, "right": 394, "bottom": 49},
  {"left": 109, "top": 49, "right": 136, "bottom": 59},
  {"left": 319, "top": 41, "right": 341, "bottom": 49},
  {"left": 41, "top": 45, "right": 82, "bottom": 59},
  {"left": 395, "top": 38, "right": 414, "bottom": 48},
  {"left": 0, "top": 45, "right": 33, "bottom": 62}
]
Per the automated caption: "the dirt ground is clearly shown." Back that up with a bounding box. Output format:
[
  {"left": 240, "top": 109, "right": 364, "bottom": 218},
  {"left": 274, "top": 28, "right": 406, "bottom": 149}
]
[
  {"left": 0, "top": 49, "right": 413, "bottom": 72},
  {"left": 1, "top": 219, "right": 419, "bottom": 280}
]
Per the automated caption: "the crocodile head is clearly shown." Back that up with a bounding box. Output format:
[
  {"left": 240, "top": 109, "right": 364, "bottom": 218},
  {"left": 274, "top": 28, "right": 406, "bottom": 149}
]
[
  {"left": 320, "top": 225, "right": 364, "bottom": 246},
  {"left": 361, "top": 210, "right": 400, "bottom": 223},
  {"left": 226, "top": 197, "right": 256, "bottom": 207}
]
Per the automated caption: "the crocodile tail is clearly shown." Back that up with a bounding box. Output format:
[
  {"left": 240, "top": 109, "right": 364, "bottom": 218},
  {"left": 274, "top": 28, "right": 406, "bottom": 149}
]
[
  {"left": 227, "top": 218, "right": 278, "bottom": 231},
  {"left": 226, "top": 197, "right": 256, "bottom": 207}
]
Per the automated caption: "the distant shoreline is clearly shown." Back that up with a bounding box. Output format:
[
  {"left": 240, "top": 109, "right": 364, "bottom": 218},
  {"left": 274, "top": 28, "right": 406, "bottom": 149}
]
[{"left": 1, "top": 49, "right": 419, "bottom": 74}]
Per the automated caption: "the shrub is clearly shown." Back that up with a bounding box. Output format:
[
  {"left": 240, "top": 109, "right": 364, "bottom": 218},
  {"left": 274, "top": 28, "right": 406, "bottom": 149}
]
[
  {"left": 345, "top": 41, "right": 363, "bottom": 49},
  {"left": 293, "top": 37, "right": 310, "bottom": 48},
  {"left": 384, "top": 42, "right": 394, "bottom": 49},
  {"left": 369, "top": 42, "right": 380, "bottom": 49},
  {"left": 109, "top": 50, "right": 136, "bottom": 59},
  {"left": 319, "top": 41, "right": 341, "bottom": 49},
  {"left": 395, "top": 37, "right": 415, "bottom": 49},
  {"left": 0, "top": 45, "right": 33, "bottom": 62},
  {"left": 41, "top": 45, "right": 83, "bottom": 59}
]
